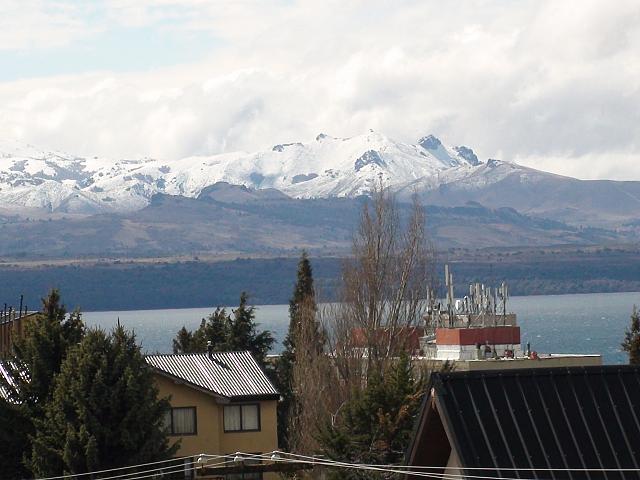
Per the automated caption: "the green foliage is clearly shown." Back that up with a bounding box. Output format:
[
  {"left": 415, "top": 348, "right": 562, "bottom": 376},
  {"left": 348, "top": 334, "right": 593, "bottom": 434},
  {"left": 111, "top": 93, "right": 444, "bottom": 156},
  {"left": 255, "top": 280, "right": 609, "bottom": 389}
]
[
  {"left": 0, "top": 399, "right": 31, "bottom": 479},
  {"left": 0, "top": 289, "right": 85, "bottom": 476},
  {"left": 4, "top": 290, "right": 85, "bottom": 410},
  {"left": 317, "top": 355, "right": 424, "bottom": 479},
  {"left": 622, "top": 306, "right": 640, "bottom": 365},
  {"left": 277, "top": 251, "right": 322, "bottom": 449},
  {"left": 172, "top": 293, "right": 274, "bottom": 364},
  {"left": 288, "top": 251, "right": 316, "bottom": 324},
  {"left": 30, "top": 326, "right": 177, "bottom": 476}
]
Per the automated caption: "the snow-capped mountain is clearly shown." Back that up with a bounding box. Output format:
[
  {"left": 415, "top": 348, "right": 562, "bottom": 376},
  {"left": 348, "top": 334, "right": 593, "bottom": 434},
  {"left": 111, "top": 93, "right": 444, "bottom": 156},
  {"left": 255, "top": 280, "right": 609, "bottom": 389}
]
[
  {"left": 2, "top": 132, "right": 640, "bottom": 229},
  {"left": 0, "top": 132, "right": 485, "bottom": 213}
]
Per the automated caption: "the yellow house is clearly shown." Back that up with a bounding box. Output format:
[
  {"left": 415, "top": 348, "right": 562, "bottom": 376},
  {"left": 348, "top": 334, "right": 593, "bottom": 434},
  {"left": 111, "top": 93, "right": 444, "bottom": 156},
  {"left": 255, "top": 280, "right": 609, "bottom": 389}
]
[{"left": 145, "top": 350, "right": 280, "bottom": 479}]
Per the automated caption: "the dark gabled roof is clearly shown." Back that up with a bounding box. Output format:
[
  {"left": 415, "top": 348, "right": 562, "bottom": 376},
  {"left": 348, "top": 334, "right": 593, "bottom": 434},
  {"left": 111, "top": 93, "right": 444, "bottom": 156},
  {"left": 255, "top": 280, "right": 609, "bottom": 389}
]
[
  {"left": 145, "top": 351, "right": 279, "bottom": 401},
  {"left": 408, "top": 365, "right": 640, "bottom": 479}
]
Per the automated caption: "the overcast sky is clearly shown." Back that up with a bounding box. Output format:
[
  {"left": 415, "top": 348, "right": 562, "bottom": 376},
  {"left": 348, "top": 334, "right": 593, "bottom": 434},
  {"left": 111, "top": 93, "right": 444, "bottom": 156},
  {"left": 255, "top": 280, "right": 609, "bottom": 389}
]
[{"left": 1, "top": 0, "right": 639, "bottom": 180}]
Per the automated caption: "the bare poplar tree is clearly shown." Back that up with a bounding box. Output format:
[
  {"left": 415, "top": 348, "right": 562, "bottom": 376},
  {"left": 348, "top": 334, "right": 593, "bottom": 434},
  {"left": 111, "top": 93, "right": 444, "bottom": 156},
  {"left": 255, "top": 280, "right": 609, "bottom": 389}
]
[
  {"left": 287, "top": 186, "right": 435, "bottom": 463},
  {"left": 323, "top": 185, "right": 434, "bottom": 392}
]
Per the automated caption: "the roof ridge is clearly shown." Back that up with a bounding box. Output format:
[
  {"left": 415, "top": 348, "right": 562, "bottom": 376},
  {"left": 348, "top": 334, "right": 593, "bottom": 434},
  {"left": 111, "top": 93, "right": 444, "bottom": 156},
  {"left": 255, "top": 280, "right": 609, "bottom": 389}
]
[
  {"left": 436, "top": 364, "right": 640, "bottom": 380},
  {"left": 145, "top": 350, "right": 252, "bottom": 358}
]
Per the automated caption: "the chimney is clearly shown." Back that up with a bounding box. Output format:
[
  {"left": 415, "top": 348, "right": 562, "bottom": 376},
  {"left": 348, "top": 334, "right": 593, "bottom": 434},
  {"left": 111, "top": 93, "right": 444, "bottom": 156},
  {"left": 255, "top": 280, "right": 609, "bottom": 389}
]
[{"left": 207, "top": 340, "right": 213, "bottom": 359}]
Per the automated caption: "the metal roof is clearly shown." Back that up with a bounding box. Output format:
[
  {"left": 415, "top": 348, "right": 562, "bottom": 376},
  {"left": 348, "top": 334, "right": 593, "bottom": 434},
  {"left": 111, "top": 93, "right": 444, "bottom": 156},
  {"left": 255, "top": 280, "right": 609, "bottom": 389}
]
[
  {"left": 0, "top": 360, "right": 22, "bottom": 402},
  {"left": 408, "top": 365, "right": 640, "bottom": 479},
  {"left": 0, "top": 361, "right": 12, "bottom": 400},
  {"left": 145, "top": 351, "right": 279, "bottom": 401}
]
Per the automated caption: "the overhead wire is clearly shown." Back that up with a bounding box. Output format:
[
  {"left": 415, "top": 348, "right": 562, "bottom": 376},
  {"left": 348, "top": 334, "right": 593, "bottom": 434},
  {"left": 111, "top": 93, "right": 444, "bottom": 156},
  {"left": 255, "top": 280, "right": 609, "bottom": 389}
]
[
  {"left": 32, "top": 454, "right": 227, "bottom": 480},
  {"left": 33, "top": 450, "right": 640, "bottom": 480},
  {"left": 235, "top": 451, "right": 640, "bottom": 479},
  {"left": 278, "top": 451, "right": 640, "bottom": 473},
  {"left": 98, "top": 458, "right": 231, "bottom": 480},
  {"left": 233, "top": 451, "right": 532, "bottom": 480}
]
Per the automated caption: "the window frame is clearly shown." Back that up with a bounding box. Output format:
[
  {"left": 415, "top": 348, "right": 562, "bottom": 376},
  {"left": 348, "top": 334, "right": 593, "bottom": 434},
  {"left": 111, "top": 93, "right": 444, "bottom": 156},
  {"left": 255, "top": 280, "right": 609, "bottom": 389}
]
[
  {"left": 165, "top": 406, "right": 198, "bottom": 436},
  {"left": 223, "top": 403, "right": 261, "bottom": 433}
]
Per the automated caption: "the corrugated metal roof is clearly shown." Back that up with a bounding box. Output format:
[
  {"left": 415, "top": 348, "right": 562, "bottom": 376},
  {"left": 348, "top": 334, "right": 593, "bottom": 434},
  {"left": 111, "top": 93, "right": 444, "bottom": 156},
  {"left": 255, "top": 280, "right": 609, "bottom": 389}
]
[
  {"left": 145, "top": 351, "right": 279, "bottom": 401},
  {"left": 0, "top": 360, "right": 19, "bottom": 401},
  {"left": 408, "top": 365, "right": 640, "bottom": 479},
  {"left": 0, "top": 362, "right": 11, "bottom": 400}
]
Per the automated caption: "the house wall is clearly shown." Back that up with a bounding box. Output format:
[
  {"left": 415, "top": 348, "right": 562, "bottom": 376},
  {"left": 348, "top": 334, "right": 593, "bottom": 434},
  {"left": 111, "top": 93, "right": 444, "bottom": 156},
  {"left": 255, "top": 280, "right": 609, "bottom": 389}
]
[
  {"left": 154, "top": 374, "right": 279, "bottom": 477},
  {"left": 0, "top": 313, "right": 37, "bottom": 357}
]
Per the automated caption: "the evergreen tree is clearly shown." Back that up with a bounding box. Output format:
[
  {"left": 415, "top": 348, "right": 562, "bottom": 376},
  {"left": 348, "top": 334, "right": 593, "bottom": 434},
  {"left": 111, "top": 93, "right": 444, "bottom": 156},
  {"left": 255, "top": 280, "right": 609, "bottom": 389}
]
[
  {"left": 203, "top": 307, "right": 230, "bottom": 350},
  {"left": 622, "top": 306, "right": 640, "bottom": 365},
  {"left": 30, "top": 326, "right": 177, "bottom": 476},
  {"left": 0, "top": 399, "right": 31, "bottom": 479},
  {"left": 288, "top": 251, "right": 316, "bottom": 327},
  {"left": 172, "top": 294, "right": 273, "bottom": 364},
  {"left": 173, "top": 308, "right": 228, "bottom": 354},
  {"left": 228, "top": 293, "right": 274, "bottom": 364},
  {"left": 0, "top": 289, "right": 85, "bottom": 476},
  {"left": 317, "top": 354, "right": 424, "bottom": 479},
  {"left": 277, "top": 251, "right": 321, "bottom": 449},
  {"left": 172, "top": 325, "right": 197, "bottom": 354},
  {"left": 3, "top": 290, "right": 85, "bottom": 410}
]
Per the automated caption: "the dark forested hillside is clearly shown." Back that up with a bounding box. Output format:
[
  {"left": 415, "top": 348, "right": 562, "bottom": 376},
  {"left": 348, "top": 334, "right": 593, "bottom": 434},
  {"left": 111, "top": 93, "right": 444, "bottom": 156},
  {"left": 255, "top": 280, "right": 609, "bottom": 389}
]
[{"left": 1, "top": 246, "right": 639, "bottom": 311}]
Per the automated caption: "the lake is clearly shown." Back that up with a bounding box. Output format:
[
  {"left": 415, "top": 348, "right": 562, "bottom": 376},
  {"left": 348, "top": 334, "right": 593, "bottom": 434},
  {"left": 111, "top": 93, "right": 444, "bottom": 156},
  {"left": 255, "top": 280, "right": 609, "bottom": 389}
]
[{"left": 83, "top": 291, "right": 640, "bottom": 364}]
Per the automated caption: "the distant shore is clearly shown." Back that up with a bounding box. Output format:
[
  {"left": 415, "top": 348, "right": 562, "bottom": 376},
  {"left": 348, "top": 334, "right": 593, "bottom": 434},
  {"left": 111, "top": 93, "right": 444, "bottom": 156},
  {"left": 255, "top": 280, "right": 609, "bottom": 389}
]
[{"left": 1, "top": 245, "right": 639, "bottom": 311}]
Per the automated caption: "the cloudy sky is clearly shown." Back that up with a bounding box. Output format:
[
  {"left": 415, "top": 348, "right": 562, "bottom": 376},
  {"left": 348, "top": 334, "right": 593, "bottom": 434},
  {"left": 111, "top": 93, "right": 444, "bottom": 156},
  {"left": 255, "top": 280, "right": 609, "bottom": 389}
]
[{"left": 1, "top": 0, "right": 639, "bottom": 180}]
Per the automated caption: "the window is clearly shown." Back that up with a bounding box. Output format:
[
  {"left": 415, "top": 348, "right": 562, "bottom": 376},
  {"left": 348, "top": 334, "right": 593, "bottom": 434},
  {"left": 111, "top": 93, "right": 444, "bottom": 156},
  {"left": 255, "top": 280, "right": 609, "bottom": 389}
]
[
  {"left": 224, "top": 404, "right": 260, "bottom": 432},
  {"left": 164, "top": 407, "right": 197, "bottom": 435}
]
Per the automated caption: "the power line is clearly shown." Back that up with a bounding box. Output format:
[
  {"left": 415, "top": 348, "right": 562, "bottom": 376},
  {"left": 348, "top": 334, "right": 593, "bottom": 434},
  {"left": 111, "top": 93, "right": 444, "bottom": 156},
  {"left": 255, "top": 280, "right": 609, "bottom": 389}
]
[
  {"left": 277, "top": 451, "right": 640, "bottom": 473},
  {"left": 237, "top": 451, "right": 640, "bottom": 479},
  {"left": 32, "top": 454, "right": 226, "bottom": 480},
  {"left": 98, "top": 459, "right": 231, "bottom": 480},
  {"left": 32, "top": 450, "right": 640, "bottom": 480},
  {"left": 235, "top": 452, "right": 530, "bottom": 480}
]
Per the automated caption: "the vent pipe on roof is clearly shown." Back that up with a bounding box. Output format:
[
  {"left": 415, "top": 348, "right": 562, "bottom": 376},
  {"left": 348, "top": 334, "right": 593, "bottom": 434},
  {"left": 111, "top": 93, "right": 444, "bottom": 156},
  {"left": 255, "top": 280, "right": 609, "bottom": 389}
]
[{"left": 207, "top": 340, "right": 213, "bottom": 359}]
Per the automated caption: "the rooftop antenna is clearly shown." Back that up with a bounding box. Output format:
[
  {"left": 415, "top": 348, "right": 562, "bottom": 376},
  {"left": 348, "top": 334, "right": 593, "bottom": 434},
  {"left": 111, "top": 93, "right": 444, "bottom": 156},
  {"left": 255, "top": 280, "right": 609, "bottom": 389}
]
[
  {"left": 444, "top": 264, "right": 454, "bottom": 326},
  {"left": 498, "top": 281, "right": 509, "bottom": 325}
]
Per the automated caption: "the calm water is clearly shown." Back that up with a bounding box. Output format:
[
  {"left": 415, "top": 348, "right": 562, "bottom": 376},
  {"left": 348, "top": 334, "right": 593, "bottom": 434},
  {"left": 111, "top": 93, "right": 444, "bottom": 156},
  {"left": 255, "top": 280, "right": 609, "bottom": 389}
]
[{"left": 83, "top": 291, "right": 640, "bottom": 364}]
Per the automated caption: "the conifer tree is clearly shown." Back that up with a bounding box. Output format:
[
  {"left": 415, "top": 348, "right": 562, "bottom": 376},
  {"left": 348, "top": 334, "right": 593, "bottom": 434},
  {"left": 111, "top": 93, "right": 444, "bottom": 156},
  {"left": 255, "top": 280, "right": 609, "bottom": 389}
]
[
  {"left": 622, "top": 306, "right": 640, "bottom": 365},
  {"left": 204, "top": 307, "right": 231, "bottom": 349},
  {"left": 0, "top": 399, "right": 31, "bottom": 479},
  {"left": 30, "top": 326, "right": 177, "bottom": 476},
  {"left": 4, "top": 290, "right": 85, "bottom": 410},
  {"left": 0, "top": 289, "right": 85, "bottom": 476},
  {"left": 172, "top": 325, "right": 198, "bottom": 353},
  {"left": 173, "top": 308, "right": 228, "bottom": 353},
  {"left": 317, "top": 354, "right": 424, "bottom": 479},
  {"left": 227, "top": 292, "right": 274, "bottom": 364},
  {"left": 172, "top": 294, "right": 273, "bottom": 364},
  {"left": 277, "top": 251, "right": 321, "bottom": 449}
]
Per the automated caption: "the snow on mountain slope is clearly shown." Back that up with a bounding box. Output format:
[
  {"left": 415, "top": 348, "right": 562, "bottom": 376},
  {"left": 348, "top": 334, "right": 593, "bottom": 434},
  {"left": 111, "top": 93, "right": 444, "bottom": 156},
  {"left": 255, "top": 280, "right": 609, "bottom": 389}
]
[{"left": 0, "top": 132, "right": 483, "bottom": 213}]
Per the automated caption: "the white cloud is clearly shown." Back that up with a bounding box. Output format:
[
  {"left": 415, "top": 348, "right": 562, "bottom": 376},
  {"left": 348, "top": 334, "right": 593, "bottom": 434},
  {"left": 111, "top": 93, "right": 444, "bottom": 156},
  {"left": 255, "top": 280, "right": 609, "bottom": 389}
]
[
  {"left": 1, "top": 0, "right": 639, "bottom": 180},
  {"left": 0, "top": 1, "right": 98, "bottom": 51}
]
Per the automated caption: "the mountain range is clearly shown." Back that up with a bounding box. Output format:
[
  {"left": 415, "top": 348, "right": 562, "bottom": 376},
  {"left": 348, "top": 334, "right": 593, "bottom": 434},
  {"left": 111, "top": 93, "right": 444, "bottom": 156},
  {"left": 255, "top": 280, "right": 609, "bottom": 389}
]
[
  {"left": 1, "top": 132, "right": 639, "bottom": 259},
  {"left": 0, "top": 132, "right": 477, "bottom": 213}
]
